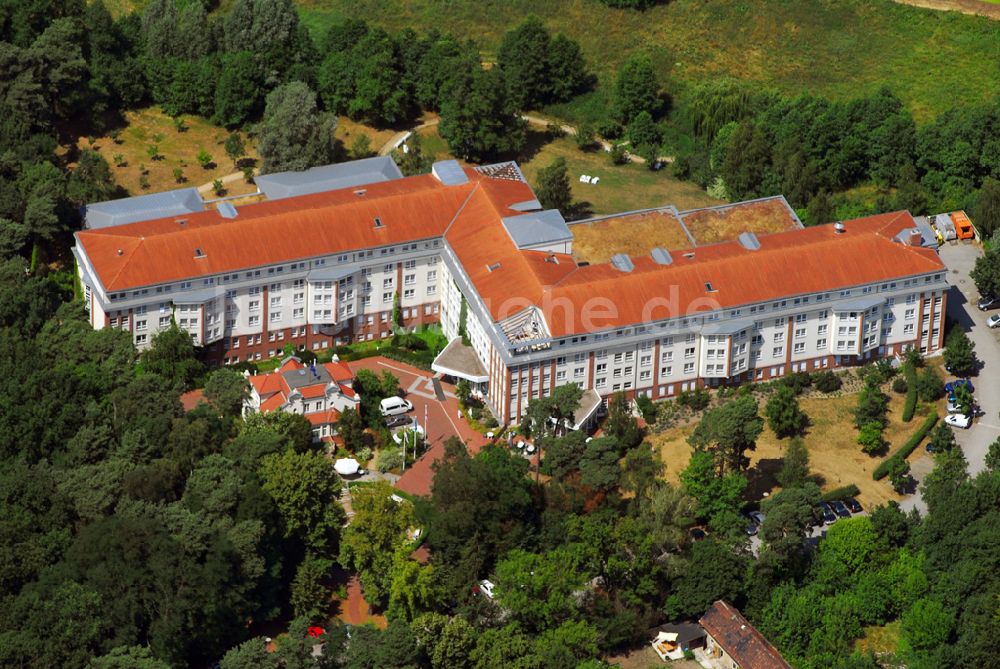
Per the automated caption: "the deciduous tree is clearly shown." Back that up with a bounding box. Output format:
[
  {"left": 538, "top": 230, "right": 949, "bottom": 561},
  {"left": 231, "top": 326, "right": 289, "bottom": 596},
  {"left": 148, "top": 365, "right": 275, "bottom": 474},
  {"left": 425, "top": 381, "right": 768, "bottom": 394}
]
[{"left": 258, "top": 81, "right": 337, "bottom": 174}]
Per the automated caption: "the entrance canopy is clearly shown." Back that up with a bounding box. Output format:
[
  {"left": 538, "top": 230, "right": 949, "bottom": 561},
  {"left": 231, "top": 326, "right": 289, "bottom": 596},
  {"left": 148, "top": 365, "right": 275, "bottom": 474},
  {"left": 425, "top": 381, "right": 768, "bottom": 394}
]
[
  {"left": 572, "top": 390, "right": 603, "bottom": 431},
  {"left": 432, "top": 338, "right": 489, "bottom": 383}
]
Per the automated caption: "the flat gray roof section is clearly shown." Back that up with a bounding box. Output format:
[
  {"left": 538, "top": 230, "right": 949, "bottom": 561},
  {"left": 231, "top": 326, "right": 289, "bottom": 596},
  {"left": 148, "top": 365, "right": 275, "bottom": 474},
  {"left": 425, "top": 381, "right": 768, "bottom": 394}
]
[
  {"left": 84, "top": 188, "right": 204, "bottom": 229},
  {"left": 432, "top": 160, "right": 469, "bottom": 186},
  {"left": 432, "top": 338, "right": 489, "bottom": 383},
  {"left": 254, "top": 156, "right": 404, "bottom": 200},
  {"left": 283, "top": 362, "right": 332, "bottom": 390},
  {"left": 502, "top": 210, "right": 572, "bottom": 249}
]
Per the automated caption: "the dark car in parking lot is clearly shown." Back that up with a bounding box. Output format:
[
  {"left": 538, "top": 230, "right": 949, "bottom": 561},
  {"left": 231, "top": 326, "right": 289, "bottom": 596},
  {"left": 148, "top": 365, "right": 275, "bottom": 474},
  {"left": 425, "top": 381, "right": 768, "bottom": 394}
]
[
  {"left": 385, "top": 415, "right": 413, "bottom": 429},
  {"left": 978, "top": 295, "right": 1000, "bottom": 311},
  {"left": 829, "top": 500, "right": 852, "bottom": 518},
  {"left": 845, "top": 498, "right": 862, "bottom": 514},
  {"left": 817, "top": 504, "right": 837, "bottom": 525}
]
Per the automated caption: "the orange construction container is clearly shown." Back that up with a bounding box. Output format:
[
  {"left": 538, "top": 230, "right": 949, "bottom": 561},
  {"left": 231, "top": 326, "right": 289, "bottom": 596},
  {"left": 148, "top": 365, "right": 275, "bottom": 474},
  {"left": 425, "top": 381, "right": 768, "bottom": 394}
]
[{"left": 952, "top": 211, "right": 976, "bottom": 240}]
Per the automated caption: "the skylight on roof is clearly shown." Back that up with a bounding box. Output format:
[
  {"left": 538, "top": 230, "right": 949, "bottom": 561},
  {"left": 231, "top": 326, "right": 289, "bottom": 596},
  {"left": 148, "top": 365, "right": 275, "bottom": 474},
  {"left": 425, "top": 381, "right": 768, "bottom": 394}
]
[
  {"left": 194, "top": 248, "right": 205, "bottom": 258},
  {"left": 487, "top": 262, "right": 501, "bottom": 272},
  {"left": 705, "top": 282, "right": 716, "bottom": 292},
  {"left": 374, "top": 216, "right": 383, "bottom": 228}
]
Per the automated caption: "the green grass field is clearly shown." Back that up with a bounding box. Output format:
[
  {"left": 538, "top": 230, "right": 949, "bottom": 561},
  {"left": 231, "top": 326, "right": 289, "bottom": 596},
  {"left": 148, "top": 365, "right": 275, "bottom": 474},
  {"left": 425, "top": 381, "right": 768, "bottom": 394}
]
[{"left": 296, "top": 0, "right": 1000, "bottom": 123}]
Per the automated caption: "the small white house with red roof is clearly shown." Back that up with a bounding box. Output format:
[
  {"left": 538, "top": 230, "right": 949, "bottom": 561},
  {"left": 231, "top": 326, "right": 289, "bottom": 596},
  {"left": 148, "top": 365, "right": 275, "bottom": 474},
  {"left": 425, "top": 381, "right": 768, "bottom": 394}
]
[{"left": 245, "top": 356, "right": 360, "bottom": 442}]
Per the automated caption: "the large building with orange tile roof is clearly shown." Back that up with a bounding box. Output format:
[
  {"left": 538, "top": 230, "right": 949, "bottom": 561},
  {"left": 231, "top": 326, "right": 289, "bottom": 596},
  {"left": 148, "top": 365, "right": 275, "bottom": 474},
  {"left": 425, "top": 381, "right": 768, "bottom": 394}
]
[
  {"left": 74, "top": 157, "right": 948, "bottom": 427},
  {"left": 245, "top": 355, "right": 359, "bottom": 441}
]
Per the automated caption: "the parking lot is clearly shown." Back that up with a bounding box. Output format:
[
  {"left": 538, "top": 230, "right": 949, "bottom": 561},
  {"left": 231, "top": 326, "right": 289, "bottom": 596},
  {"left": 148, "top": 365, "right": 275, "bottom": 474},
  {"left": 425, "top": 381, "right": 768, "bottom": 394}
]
[
  {"left": 900, "top": 242, "right": 1000, "bottom": 514},
  {"left": 346, "top": 356, "right": 489, "bottom": 497}
]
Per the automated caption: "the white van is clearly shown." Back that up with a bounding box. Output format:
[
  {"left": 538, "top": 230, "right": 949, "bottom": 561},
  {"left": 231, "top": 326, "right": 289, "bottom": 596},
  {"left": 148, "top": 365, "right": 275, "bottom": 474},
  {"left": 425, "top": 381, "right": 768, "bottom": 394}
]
[{"left": 380, "top": 396, "right": 413, "bottom": 417}]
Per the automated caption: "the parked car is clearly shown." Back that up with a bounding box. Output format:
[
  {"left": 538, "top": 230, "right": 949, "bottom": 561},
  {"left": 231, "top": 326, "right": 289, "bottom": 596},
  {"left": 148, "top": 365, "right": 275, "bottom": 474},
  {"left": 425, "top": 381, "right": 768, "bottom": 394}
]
[
  {"left": 977, "top": 295, "right": 1000, "bottom": 311},
  {"left": 817, "top": 504, "right": 837, "bottom": 525},
  {"left": 829, "top": 500, "right": 852, "bottom": 519},
  {"left": 845, "top": 498, "right": 863, "bottom": 514},
  {"left": 944, "top": 380, "right": 975, "bottom": 394},
  {"left": 743, "top": 511, "right": 765, "bottom": 536},
  {"left": 988, "top": 314, "right": 1000, "bottom": 329},
  {"left": 379, "top": 396, "right": 413, "bottom": 416},
  {"left": 944, "top": 413, "right": 972, "bottom": 429},
  {"left": 385, "top": 414, "right": 413, "bottom": 428},
  {"left": 476, "top": 579, "right": 495, "bottom": 600}
]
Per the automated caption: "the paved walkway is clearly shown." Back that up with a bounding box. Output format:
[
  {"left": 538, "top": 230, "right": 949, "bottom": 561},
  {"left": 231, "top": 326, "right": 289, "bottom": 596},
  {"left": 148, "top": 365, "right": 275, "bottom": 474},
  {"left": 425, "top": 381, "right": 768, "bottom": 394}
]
[
  {"left": 894, "top": 0, "right": 1000, "bottom": 19},
  {"left": 347, "top": 356, "right": 489, "bottom": 497},
  {"left": 900, "top": 242, "right": 1000, "bottom": 515}
]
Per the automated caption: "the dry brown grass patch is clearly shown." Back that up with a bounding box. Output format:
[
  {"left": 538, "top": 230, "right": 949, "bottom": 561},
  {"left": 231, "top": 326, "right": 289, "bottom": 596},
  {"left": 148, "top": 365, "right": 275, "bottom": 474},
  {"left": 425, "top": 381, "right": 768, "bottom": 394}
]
[
  {"left": 682, "top": 197, "right": 800, "bottom": 245},
  {"left": 569, "top": 210, "right": 694, "bottom": 265}
]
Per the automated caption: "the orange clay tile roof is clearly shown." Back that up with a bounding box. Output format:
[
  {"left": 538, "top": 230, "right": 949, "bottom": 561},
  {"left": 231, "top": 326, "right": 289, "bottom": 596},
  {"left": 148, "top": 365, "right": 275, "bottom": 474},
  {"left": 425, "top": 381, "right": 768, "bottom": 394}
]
[
  {"left": 79, "top": 165, "right": 945, "bottom": 341},
  {"left": 305, "top": 409, "right": 341, "bottom": 426},
  {"left": 76, "top": 173, "right": 477, "bottom": 292},
  {"left": 528, "top": 210, "right": 944, "bottom": 336},
  {"left": 700, "top": 600, "right": 791, "bottom": 669}
]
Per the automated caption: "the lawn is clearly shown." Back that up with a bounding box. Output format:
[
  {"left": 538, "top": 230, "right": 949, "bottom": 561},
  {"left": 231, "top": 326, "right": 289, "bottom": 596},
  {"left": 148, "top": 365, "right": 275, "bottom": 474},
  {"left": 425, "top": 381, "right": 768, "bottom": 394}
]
[
  {"left": 651, "top": 377, "right": 945, "bottom": 509},
  {"left": 296, "top": 0, "right": 1000, "bottom": 124},
  {"left": 517, "top": 134, "right": 721, "bottom": 216},
  {"left": 77, "top": 107, "right": 260, "bottom": 197},
  {"left": 856, "top": 620, "right": 902, "bottom": 655}
]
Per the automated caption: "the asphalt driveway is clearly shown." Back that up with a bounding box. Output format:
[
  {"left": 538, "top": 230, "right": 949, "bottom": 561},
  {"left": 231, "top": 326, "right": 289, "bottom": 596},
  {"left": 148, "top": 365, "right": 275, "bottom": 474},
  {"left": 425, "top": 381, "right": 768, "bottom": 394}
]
[{"left": 900, "top": 242, "right": 1000, "bottom": 514}]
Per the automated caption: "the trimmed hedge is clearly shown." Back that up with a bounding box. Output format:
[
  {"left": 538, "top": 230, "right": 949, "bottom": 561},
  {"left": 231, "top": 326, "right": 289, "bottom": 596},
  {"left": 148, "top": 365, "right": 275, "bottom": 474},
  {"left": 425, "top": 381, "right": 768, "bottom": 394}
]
[
  {"left": 822, "top": 484, "right": 861, "bottom": 502},
  {"left": 873, "top": 413, "right": 938, "bottom": 480},
  {"left": 901, "top": 362, "right": 918, "bottom": 422}
]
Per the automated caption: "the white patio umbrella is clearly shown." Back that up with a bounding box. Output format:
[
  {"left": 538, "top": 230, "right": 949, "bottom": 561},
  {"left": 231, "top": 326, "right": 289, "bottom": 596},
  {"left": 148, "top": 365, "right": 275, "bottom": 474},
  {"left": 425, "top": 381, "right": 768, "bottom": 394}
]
[{"left": 334, "top": 458, "right": 360, "bottom": 476}]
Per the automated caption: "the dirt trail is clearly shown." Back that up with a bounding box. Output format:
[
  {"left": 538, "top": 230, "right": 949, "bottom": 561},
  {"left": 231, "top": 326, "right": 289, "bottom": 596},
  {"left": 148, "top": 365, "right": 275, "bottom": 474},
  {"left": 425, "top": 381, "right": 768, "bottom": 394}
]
[{"left": 893, "top": 0, "right": 1000, "bottom": 19}]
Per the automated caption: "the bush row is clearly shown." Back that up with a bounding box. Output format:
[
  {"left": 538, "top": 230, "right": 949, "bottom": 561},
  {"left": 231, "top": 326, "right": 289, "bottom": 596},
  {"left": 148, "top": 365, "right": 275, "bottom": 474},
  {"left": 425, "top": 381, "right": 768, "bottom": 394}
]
[
  {"left": 901, "top": 362, "right": 918, "bottom": 422},
  {"left": 822, "top": 484, "right": 861, "bottom": 502},
  {"left": 873, "top": 413, "right": 939, "bottom": 480}
]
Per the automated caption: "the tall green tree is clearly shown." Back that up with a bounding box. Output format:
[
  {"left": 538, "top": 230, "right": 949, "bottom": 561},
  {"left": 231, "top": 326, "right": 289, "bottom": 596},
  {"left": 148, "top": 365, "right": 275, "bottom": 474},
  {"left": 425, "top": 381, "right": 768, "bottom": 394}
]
[
  {"left": 766, "top": 385, "right": 808, "bottom": 438},
  {"left": 258, "top": 81, "right": 337, "bottom": 174},
  {"left": 439, "top": 68, "right": 526, "bottom": 163},
  {"left": 943, "top": 327, "right": 976, "bottom": 377},
  {"left": 688, "top": 395, "right": 763, "bottom": 474},
  {"left": 142, "top": 324, "right": 204, "bottom": 391},
  {"left": 259, "top": 448, "right": 344, "bottom": 555},
  {"left": 339, "top": 480, "right": 413, "bottom": 603},
  {"left": 777, "top": 437, "right": 811, "bottom": 488},
  {"left": 533, "top": 156, "right": 572, "bottom": 214},
  {"left": 613, "top": 54, "right": 660, "bottom": 124},
  {"left": 972, "top": 177, "right": 1000, "bottom": 239}
]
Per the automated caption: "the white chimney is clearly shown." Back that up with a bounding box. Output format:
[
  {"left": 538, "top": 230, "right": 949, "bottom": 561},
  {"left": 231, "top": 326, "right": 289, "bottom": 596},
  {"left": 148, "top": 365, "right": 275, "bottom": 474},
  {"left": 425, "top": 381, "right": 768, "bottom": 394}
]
[{"left": 834, "top": 222, "right": 845, "bottom": 234}]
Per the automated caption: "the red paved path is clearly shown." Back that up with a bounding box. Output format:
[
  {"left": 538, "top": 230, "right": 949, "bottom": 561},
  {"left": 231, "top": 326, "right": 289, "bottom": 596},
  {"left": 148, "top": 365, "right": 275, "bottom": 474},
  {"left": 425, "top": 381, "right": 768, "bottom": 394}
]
[{"left": 347, "top": 357, "right": 490, "bottom": 496}]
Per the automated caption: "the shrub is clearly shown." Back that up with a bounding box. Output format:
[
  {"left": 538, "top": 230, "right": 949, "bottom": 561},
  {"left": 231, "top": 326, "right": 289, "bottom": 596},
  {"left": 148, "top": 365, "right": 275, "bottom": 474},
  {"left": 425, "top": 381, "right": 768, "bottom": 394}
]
[
  {"left": 916, "top": 368, "right": 944, "bottom": 402},
  {"left": 855, "top": 382, "right": 889, "bottom": 429},
  {"left": 375, "top": 447, "right": 404, "bottom": 473},
  {"left": 813, "top": 371, "right": 842, "bottom": 393},
  {"left": 892, "top": 377, "right": 908, "bottom": 394},
  {"left": 888, "top": 458, "right": 912, "bottom": 493},
  {"left": 635, "top": 394, "right": 657, "bottom": 423},
  {"left": 857, "top": 421, "right": 887, "bottom": 455},
  {"left": 355, "top": 446, "right": 372, "bottom": 463},
  {"left": 902, "top": 363, "right": 918, "bottom": 422},
  {"left": 677, "top": 388, "right": 710, "bottom": 412},
  {"left": 822, "top": 484, "right": 861, "bottom": 502},
  {"left": 873, "top": 414, "right": 939, "bottom": 480},
  {"left": 610, "top": 143, "right": 628, "bottom": 165},
  {"left": 780, "top": 371, "right": 813, "bottom": 395}
]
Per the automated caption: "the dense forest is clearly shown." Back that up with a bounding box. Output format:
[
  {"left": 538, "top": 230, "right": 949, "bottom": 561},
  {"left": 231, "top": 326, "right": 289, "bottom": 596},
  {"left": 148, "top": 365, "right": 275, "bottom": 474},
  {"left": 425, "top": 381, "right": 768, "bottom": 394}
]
[{"left": 3, "top": 1, "right": 1000, "bottom": 667}]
